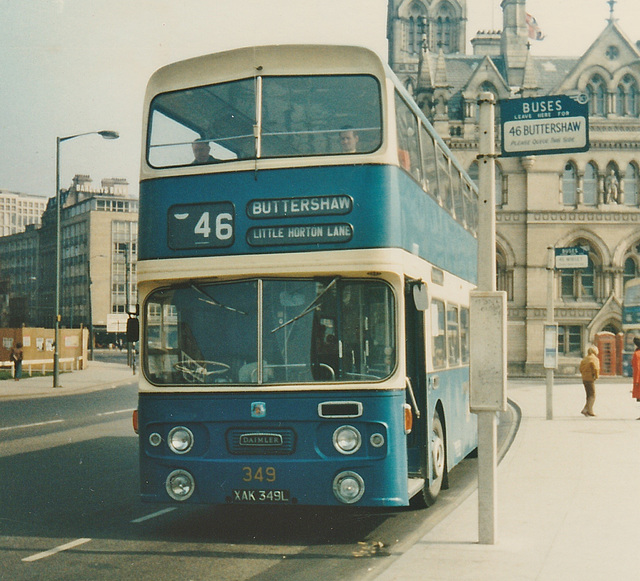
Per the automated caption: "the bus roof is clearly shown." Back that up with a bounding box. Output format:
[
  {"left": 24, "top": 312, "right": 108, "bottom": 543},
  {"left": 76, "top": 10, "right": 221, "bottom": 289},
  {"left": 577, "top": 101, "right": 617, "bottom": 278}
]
[{"left": 145, "top": 44, "right": 388, "bottom": 97}]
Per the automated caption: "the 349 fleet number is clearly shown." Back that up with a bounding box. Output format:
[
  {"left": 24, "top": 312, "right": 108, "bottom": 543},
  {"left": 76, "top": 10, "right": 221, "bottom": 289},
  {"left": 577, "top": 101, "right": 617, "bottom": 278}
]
[{"left": 242, "top": 466, "right": 276, "bottom": 482}]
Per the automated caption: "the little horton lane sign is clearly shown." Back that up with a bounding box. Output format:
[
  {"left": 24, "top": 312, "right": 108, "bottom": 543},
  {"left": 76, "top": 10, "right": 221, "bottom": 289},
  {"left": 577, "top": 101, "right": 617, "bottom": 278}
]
[{"left": 500, "top": 94, "right": 589, "bottom": 157}]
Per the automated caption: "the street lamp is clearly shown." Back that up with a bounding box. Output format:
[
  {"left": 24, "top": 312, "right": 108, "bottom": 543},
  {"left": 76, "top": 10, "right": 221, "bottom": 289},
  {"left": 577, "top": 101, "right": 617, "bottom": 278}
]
[{"left": 53, "top": 130, "right": 119, "bottom": 388}]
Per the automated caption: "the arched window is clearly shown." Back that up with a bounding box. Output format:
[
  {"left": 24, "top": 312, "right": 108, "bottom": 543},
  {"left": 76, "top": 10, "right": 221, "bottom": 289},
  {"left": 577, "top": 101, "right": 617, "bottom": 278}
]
[
  {"left": 475, "top": 82, "right": 499, "bottom": 122},
  {"left": 434, "top": 1, "right": 456, "bottom": 53},
  {"left": 479, "top": 81, "right": 498, "bottom": 99},
  {"left": 495, "top": 162, "right": 504, "bottom": 206},
  {"left": 623, "top": 242, "right": 640, "bottom": 292},
  {"left": 625, "top": 163, "right": 639, "bottom": 206},
  {"left": 587, "top": 75, "right": 607, "bottom": 116},
  {"left": 466, "top": 160, "right": 503, "bottom": 206},
  {"left": 496, "top": 246, "right": 513, "bottom": 300},
  {"left": 631, "top": 84, "right": 639, "bottom": 117},
  {"left": 407, "top": 3, "right": 427, "bottom": 55},
  {"left": 623, "top": 256, "right": 639, "bottom": 289},
  {"left": 616, "top": 74, "right": 639, "bottom": 116},
  {"left": 617, "top": 85, "right": 626, "bottom": 116},
  {"left": 560, "top": 241, "right": 599, "bottom": 301},
  {"left": 583, "top": 162, "right": 598, "bottom": 205},
  {"left": 563, "top": 161, "right": 578, "bottom": 205}
]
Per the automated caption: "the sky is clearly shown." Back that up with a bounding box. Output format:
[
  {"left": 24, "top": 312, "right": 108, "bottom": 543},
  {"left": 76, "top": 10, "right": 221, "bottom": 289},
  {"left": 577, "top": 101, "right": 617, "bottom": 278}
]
[{"left": 1, "top": 0, "right": 639, "bottom": 198}]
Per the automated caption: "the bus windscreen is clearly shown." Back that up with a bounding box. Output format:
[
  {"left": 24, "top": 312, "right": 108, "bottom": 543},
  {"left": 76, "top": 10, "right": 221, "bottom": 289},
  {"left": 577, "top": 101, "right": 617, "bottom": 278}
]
[
  {"left": 147, "top": 75, "right": 382, "bottom": 167},
  {"left": 144, "top": 278, "right": 396, "bottom": 386}
]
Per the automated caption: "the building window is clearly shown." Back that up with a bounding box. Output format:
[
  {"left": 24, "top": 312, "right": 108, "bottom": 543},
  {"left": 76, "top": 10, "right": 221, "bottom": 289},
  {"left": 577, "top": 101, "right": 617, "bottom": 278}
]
[
  {"left": 562, "top": 161, "right": 578, "bottom": 205},
  {"left": 625, "top": 163, "right": 639, "bottom": 206},
  {"left": 616, "top": 74, "right": 638, "bottom": 116},
  {"left": 623, "top": 256, "right": 639, "bottom": 289},
  {"left": 587, "top": 75, "right": 607, "bottom": 116},
  {"left": 406, "top": 2, "right": 427, "bottom": 55},
  {"left": 496, "top": 246, "right": 513, "bottom": 301},
  {"left": 466, "top": 159, "right": 503, "bottom": 206},
  {"left": 560, "top": 242, "right": 598, "bottom": 301},
  {"left": 616, "top": 85, "right": 626, "bottom": 116},
  {"left": 495, "top": 163, "right": 504, "bottom": 206},
  {"left": 434, "top": 1, "right": 456, "bottom": 53},
  {"left": 583, "top": 162, "right": 598, "bottom": 205},
  {"left": 623, "top": 242, "right": 640, "bottom": 291},
  {"left": 558, "top": 325, "right": 582, "bottom": 356}
]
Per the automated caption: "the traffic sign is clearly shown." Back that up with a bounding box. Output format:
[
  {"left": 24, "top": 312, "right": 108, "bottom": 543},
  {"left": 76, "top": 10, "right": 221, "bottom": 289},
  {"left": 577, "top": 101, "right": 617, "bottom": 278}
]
[
  {"left": 543, "top": 324, "right": 558, "bottom": 369},
  {"left": 500, "top": 95, "right": 589, "bottom": 157},
  {"left": 107, "top": 313, "right": 128, "bottom": 332},
  {"left": 555, "top": 246, "right": 589, "bottom": 269}
]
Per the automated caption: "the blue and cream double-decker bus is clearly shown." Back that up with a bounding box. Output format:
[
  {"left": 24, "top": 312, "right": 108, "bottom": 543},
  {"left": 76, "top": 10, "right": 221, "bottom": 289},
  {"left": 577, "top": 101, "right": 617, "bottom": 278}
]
[{"left": 133, "top": 45, "right": 478, "bottom": 508}]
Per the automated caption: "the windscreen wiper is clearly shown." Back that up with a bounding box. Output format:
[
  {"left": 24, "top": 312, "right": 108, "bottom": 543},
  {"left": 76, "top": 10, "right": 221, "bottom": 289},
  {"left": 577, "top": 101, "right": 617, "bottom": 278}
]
[
  {"left": 270, "top": 277, "right": 339, "bottom": 333},
  {"left": 191, "top": 283, "right": 247, "bottom": 315}
]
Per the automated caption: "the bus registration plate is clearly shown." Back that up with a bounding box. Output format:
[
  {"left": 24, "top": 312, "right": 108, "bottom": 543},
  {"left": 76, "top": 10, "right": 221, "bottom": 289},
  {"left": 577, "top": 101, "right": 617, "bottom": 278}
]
[{"left": 232, "top": 489, "right": 290, "bottom": 503}]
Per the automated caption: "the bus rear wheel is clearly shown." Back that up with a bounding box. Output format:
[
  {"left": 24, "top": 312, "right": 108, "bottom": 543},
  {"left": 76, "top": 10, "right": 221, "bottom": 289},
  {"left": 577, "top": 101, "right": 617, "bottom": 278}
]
[{"left": 422, "top": 413, "right": 446, "bottom": 507}]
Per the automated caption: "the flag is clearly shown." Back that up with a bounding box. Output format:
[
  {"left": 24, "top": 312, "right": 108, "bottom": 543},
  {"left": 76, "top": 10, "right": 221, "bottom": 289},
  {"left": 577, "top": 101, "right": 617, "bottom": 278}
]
[{"left": 526, "top": 13, "right": 545, "bottom": 41}]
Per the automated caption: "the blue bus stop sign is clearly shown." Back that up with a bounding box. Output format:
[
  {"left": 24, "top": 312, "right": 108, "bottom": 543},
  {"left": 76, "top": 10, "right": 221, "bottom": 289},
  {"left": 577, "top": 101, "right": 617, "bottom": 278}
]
[
  {"left": 500, "top": 94, "right": 589, "bottom": 157},
  {"left": 555, "top": 246, "right": 589, "bottom": 269}
]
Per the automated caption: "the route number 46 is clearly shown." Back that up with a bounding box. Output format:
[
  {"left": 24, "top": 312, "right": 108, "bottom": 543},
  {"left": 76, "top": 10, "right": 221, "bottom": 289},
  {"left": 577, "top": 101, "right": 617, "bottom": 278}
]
[{"left": 194, "top": 211, "right": 233, "bottom": 240}]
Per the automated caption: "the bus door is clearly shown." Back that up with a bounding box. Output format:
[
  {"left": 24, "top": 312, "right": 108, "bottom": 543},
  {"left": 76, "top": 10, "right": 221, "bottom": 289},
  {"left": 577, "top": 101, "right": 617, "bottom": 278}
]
[{"left": 405, "top": 280, "right": 429, "bottom": 476}]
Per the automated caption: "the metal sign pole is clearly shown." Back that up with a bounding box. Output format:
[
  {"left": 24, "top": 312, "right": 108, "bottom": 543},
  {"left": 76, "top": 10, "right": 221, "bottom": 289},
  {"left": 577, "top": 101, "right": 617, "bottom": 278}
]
[
  {"left": 546, "top": 247, "right": 555, "bottom": 420},
  {"left": 471, "top": 92, "right": 507, "bottom": 545}
]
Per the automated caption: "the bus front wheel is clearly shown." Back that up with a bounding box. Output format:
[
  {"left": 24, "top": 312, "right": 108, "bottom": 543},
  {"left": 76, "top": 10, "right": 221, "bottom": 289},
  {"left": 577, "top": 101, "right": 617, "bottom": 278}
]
[{"left": 422, "top": 413, "right": 446, "bottom": 506}]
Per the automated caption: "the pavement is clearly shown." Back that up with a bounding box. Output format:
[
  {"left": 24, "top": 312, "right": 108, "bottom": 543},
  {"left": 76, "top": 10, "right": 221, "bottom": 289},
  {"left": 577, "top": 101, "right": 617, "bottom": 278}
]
[
  {"left": 374, "top": 378, "right": 640, "bottom": 581},
  {"left": 0, "top": 355, "right": 136, "bottom": 399},
  {"left": 2, "top": 363, "right": 639, "bottom": 580}
]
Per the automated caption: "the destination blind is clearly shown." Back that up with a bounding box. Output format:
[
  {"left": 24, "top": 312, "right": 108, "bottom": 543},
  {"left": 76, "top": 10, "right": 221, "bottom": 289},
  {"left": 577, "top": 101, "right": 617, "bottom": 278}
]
[{"left": 247, "top": 194, "right": 354, "bottom": 246}]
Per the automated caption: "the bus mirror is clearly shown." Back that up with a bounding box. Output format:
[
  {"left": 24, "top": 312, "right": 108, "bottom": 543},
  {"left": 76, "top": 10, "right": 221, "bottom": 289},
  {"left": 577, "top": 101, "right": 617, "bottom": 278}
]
[
  {"left": 126, "top": 317, "right": 140, "bottom": 343},
  {"left": 412, "top": 282, "right": 429, "bottom": 311}
]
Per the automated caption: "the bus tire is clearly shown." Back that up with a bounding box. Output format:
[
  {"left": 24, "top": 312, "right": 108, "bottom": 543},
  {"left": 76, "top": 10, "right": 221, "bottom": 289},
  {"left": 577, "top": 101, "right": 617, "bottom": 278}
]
[{"left": 422, "top": 412, "right": 446, "bottom": 507}]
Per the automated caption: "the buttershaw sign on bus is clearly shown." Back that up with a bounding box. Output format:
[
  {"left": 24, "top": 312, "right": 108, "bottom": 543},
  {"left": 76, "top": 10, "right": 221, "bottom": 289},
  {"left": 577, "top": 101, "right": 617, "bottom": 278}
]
[{"left": 500, "top": 94, "right": 589, "bottom": 157}]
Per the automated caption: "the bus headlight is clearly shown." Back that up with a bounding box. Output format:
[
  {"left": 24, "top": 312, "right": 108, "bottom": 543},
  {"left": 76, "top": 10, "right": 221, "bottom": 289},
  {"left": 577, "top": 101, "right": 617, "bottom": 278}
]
[
  {"left": 333, "top": 471, "right": 365, "bottom": 504},
  {"left": 332, "top": 425, "right": 362, "bottom": 454},
  {"left": 370, "top": 433, "right": 385, "bottom": 448},
  {"left": 168, "top": 426, "right": 194, "bottom": 454},
  {"left": 165, "top": 469, "right": 195, "bottom": 501}
]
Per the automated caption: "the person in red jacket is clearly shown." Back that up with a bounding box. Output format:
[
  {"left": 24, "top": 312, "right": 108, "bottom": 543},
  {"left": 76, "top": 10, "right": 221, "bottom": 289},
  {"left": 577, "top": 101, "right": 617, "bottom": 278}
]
[{"left": 631, "top": 337, "right": 640, "bottom": 404}]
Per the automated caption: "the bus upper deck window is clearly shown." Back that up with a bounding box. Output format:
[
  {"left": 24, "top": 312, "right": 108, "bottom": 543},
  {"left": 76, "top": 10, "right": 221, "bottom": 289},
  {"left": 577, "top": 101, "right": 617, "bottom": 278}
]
[
  {"left": 148, "top": 78, "right": 256, "bottom": 168},
  {"left": 147, "top": 75, "right": 382, "bottom": 167},
  {"left": 260, "top": 75, "right": 382, "bottom": 159}
]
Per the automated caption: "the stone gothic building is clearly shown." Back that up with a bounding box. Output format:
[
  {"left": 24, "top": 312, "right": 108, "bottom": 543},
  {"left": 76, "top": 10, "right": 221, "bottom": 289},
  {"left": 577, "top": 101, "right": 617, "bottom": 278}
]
[{"left": 387, "top": 0, "right": 640, "bottom": 375}]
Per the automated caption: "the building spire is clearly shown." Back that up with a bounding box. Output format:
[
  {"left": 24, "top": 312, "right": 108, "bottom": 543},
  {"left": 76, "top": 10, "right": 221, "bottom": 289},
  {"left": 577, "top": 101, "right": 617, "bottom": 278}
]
[{"left": 607, "top": 0, "right": 616, "bottom": 22}]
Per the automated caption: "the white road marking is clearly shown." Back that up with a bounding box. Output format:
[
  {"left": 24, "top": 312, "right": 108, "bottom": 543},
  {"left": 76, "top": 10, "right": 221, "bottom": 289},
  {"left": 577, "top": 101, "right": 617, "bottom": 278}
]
[
  {"left": 131, "top": 507, "right": 178, "bottom": 523},
  {"left": 0, "top": 419, "right": 64, "bottom": 432},
  {"left": 96, "top": 408, "right": 135, "bottom": 417},
  {"left": 22, "top": 538, "right": 92, "bottom": 562}
]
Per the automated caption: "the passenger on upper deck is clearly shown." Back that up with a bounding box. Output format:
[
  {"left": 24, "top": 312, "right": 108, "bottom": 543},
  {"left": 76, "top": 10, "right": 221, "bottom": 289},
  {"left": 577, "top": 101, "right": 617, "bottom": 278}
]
[
  {"left": 339, "top": 128, "right": 359, "bottom": 153},
  {"left": 191, "top": 140, "right": 216, "bottom": 164}
]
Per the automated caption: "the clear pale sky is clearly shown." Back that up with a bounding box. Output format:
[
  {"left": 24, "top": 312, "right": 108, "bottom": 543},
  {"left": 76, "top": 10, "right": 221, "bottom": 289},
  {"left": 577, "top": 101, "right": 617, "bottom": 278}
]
[{"left": 1, "top": 0, "right": 638, "bottom": 198}]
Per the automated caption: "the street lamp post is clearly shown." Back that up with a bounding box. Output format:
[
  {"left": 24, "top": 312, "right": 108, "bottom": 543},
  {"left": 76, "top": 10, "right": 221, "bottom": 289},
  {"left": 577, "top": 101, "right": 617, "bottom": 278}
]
[{"left": 53, "top": 130, "right": 119, "bottom": 388}]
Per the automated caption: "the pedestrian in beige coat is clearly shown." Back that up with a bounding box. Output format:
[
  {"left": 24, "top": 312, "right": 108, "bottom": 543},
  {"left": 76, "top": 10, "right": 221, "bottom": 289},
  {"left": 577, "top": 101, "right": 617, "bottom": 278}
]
[{"left": 579, "top": 346, "right": 600, "bottom": 417}]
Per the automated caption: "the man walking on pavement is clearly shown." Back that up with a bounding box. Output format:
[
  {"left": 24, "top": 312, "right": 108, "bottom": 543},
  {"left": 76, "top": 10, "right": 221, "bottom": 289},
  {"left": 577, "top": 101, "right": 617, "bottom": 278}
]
[{"left": 579, "top": 345, "right": 600, "bottom": 417}]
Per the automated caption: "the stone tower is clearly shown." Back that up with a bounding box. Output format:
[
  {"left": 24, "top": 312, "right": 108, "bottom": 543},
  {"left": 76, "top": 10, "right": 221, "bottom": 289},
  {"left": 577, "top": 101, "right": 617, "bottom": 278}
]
[
  {"left": 500, "top": 0, "right": 530, "bottom": 86},
  {"left": 387, "top": 0, "right": 467, "bottom": 92}
]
